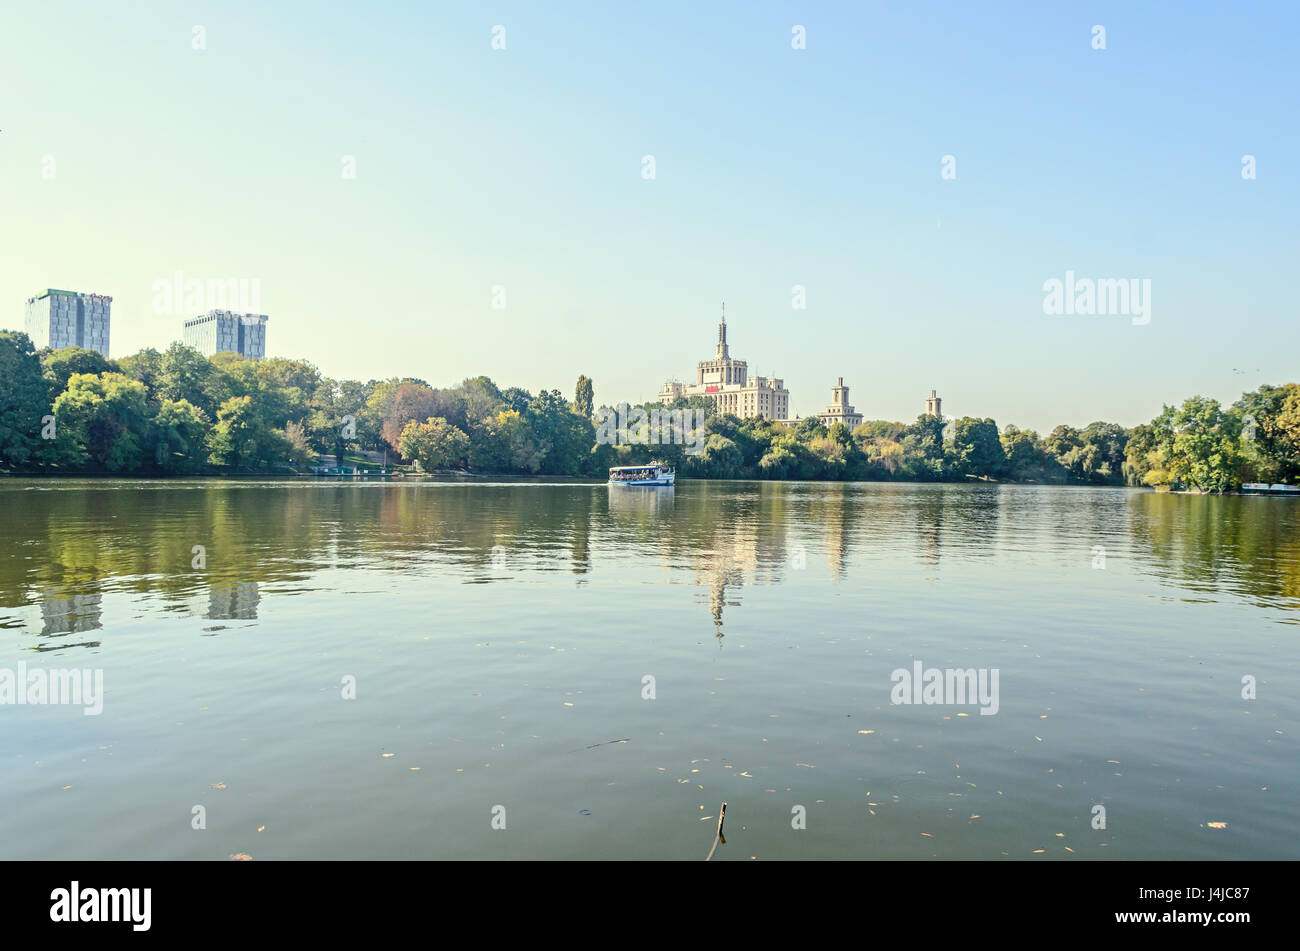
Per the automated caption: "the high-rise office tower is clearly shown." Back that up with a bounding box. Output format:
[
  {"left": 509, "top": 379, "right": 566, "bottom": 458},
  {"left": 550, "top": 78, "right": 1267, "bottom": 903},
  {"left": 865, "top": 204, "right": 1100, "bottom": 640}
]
[
  {"left": 182, "top": 310, "right": 269, "bottom": 359},
  {"left": 24, "top": 289, "right": 112, "bottom": 356}
]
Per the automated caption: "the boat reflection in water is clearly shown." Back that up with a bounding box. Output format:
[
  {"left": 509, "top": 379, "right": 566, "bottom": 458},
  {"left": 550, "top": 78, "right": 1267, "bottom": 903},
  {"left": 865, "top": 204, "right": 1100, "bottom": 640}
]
[{"left": 606, "top": 482, "right": 676, "bottom": 518}]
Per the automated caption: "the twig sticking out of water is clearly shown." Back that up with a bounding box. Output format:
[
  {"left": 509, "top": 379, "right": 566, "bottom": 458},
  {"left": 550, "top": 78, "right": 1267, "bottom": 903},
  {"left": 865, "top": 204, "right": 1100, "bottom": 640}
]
[{"left": 705, "top": 802, "right": 727, "bottom": 861}]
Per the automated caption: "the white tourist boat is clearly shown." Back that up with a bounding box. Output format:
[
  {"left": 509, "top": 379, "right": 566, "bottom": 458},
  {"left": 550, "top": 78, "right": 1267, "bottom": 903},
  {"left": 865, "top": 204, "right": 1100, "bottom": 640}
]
[
  {"left": 1242, "top": 483, "right": 1300, "bottom": 495},
  {"left": 608, "top": 463, "right": 675, "bottom": 486}
]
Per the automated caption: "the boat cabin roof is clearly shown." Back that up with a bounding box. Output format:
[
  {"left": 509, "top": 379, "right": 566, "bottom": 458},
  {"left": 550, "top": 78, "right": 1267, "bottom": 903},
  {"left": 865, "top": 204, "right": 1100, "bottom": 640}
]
[{"left": 610, "top": 465, "right": 660, "bottom": 471}]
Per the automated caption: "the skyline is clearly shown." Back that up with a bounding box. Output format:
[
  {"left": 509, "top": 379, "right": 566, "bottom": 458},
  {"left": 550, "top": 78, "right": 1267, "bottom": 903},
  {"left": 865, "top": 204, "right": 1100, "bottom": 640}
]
[{"left": 3, "top": 1, "right": 1297, "bottom": 433}]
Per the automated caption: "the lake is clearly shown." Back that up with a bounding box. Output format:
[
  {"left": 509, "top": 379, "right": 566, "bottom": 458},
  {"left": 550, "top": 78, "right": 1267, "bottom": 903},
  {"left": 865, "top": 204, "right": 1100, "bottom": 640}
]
[{"left": 0, "top": 479, "right": 1296, "bottom": 860}]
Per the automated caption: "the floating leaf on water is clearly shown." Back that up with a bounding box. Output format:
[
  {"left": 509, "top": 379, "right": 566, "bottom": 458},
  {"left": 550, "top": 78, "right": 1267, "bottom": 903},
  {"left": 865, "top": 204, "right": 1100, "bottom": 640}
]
[
  {"left": 858, "top": 730, "right": 875, "bottom": 734},
  {"left": 257, "top": 826, "right": 265, "bottom": 832},
  {"left": 229, "top": 853, "right": 252, "bottom": 861},
  {"left": 210, "top": 782, "right": 227, "bottom": 789},
  {"left": 1207, "top": 821, "right": 1227, "bottom": 829},
  {"left": 382, "top": 753, "right": 395, "bottom": 758},
  {"left": 579, "top": 810, "right": 591, "bottom": 815}
]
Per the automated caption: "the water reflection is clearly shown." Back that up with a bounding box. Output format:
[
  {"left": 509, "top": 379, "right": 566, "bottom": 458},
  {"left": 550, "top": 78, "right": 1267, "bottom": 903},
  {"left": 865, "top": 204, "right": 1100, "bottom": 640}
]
[
  {"left": 39, "top": 588, "right": 102, "bottom": 635},
  {"left": 606, "top": 484, "right": 674, "bottom": 517},
  {"left": 207, "top": 581, "right": 260, "bottom": 620},
  {"left": 0, "top": 480, "right": 1297, "bottom": 649}
]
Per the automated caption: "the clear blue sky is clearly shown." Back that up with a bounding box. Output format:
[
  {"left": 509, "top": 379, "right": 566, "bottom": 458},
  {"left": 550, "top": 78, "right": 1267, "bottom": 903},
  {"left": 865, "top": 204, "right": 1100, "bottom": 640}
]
[{"left": 2, "top": 1, "right": 1296, "bottom": 433}]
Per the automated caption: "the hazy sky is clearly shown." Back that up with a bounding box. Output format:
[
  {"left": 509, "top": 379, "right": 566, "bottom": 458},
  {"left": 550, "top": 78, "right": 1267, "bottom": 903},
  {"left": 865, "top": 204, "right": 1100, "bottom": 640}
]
[{"left": 2, "top": 1, "right": 1296, "bottom": 433}]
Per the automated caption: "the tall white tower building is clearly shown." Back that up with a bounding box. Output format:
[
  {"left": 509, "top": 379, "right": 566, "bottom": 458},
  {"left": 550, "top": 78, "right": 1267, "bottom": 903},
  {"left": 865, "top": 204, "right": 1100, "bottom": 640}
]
[
  {"left": 24, "top": 289, "right": 112, "bottom": 356},
  {"left": 657, "top": 305, "right": 790, "bottom": 420},
  {"left": 182, "top": 310, "right": 269, "bottom": 359},
  {"left": 818, "top": 377, "right": 863, "bottom": 429}
]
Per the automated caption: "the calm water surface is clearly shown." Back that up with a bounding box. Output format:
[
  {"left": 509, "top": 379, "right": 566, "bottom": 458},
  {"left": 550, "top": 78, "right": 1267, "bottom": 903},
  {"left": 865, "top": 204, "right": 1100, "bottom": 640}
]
[{"left": 1, "top": 479, "right": 1296, "bottom": 860}]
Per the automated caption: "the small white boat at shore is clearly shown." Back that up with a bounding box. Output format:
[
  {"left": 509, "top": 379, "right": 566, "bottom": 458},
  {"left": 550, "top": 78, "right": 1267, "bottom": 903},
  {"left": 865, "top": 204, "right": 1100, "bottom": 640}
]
[
  {"left": 1242, "top": 483, "right": 1299, "bottom": 495},
  {"left": 609, "top": 463, "right": 675, "bottom": 486}
]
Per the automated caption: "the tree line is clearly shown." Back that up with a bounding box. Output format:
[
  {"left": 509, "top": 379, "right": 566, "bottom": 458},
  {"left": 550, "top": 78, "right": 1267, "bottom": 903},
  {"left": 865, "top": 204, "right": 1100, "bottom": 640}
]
[
  {"left": 0, "top": 333, "right": 599, "bottom": 476},
  {"left": 607, "top": 385, "right": 1300, "bottom": 492},
  {"left": 0, "top": 330, "right": 1295, "bottom": 491}
]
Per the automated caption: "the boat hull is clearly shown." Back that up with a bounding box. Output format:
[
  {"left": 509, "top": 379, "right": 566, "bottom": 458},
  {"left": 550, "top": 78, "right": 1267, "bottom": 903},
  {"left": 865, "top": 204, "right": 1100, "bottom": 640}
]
[{"left": 609, "top": 475, "right": 675, "bottom": 486}]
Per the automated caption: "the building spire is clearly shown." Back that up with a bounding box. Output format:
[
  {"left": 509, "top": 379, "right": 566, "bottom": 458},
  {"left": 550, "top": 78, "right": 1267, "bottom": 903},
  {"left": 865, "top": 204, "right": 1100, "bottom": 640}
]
[{"left": 716, "top": 301, "right": 729, "bottom": 357}]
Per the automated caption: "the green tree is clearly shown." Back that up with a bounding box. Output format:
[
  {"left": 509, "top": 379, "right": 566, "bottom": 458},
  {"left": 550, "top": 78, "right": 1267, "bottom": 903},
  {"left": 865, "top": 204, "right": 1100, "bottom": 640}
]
[
  {"left": 906, "top": 414, "right": 947, "bottom": 462},
  {"left": 795, "top": 416, "right": 827, "bottom": 441},
  {"left": 1122, "top": 423, "right": 1163, "bottom": 486},
  {"left": 158, "top": 343, "right": 227, "bottom": 418},
  {"left": 51, "top": 372, "right": 151, "bottom": 472},
  {"left": 458, "top": 376, "right": 506, "bottom": 425},
  {"left": 469, "top": 409, "right": 545, "bottom": 472},
  {"left": 501, "top": 387, "right": 533, "bottom": 413},
  {"left": 0, "top": 331, "right": 51, "bottom": 468},
  {"left": 1000, "top": 425, "right": 1057, "bottom": 482},
  {"left": 525, "top": 389, "right": 595, "bottom": 474},
  {"left": 1167, "top": 395, "right": 1241, "bottom": 492},
  {"left": 153, "top": 399, "right": 211, "bottom": 473},
  {"left": 698, "top": 433, "right": 743, "bottom": 478},
  {"left": 117, "top": 348, "right": 164, "bottom": 408},
  {"left": 399, "top": 417, "right": 470, "bottom": 471},
  {"left": 305, "top": 377, "right": 371, "bottom": 457},
  {"left": 574, "top": 375, "right": 594, "bottom": 419},
  {"left": 1235, "top": 383, "right": 1300, "bottom": 483},
  {"left": 42, "top": 347, "right": 120, "bottom": 392},
  {"left": 951, "top": 417, "right": 1005, "bottom": 478},
  {"left": 1076, "top": 422, "right": 1129, "bottom": 484},
  {"left": 207, "top": 395, "right": 290, "bottom": 468}
]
